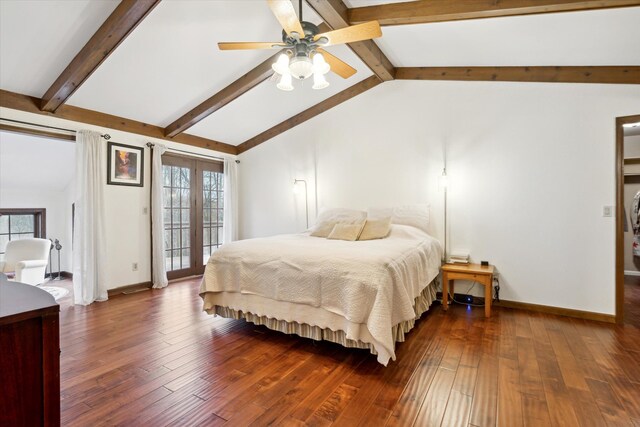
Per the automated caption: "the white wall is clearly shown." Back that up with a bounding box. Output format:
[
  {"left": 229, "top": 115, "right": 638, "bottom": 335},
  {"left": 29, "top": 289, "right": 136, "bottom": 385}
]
[
  {"left": 0, "top": 106, "right": 235, "bottom": 290},
  {"left": 238, "top": 80, "right": 640, "bottom": 315}
]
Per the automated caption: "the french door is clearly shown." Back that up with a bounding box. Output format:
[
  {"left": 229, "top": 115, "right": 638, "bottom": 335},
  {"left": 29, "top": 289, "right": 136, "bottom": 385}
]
[{"left": 162, "top": 155, "right": 224, "bottom": 280}]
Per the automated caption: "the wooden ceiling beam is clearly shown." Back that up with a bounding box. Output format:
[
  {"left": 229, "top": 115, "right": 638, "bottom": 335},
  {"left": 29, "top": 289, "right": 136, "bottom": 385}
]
[
  {"left": 349, "top": 0, "right": 640, "bottom": 26},
  {"left": 1, "top": 89, "right": 237, "bottom": 155},
  {"left": 237, "top": 75, "right": 380, "bottom": 154},
  {"left": 395, "top": 66, "right": 640, "bottom": 84},
  {"left": 40, "top": 0, "right": 161, "bottom": 113},
  {"left": 307, "top": 0, "right": 395, "bottom": 81},
  {"left": 164, "top": 51, "right": 282, "bottom": 138}
]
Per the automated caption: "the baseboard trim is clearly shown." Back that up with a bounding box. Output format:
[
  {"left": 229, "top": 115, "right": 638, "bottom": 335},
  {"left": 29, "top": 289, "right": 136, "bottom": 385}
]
[
  {"left": 106, "top": 275, "right": 201, "bottom": 297},
  {"left": 435, "top": 292, "right": 615, "bottom": 323},
  {"left": 494, "top": 300, "right": 615, "bottom": 323},
  {"left": 107, "top": 281, "right": 152, "bottom": 297},
  {"left": 624, "top": 270, "right": 640, "bottom": 276}
]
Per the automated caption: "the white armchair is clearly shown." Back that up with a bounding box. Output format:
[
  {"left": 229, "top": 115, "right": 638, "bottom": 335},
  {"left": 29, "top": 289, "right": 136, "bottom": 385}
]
[{"left": 0, "top": 238, "right": 51, "bottom": 286}]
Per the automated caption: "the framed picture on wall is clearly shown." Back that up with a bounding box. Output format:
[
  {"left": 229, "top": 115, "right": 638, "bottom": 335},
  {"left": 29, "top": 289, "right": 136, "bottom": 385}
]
[{"left": 107, "top": 142, "right": 144, "bottom": 187}]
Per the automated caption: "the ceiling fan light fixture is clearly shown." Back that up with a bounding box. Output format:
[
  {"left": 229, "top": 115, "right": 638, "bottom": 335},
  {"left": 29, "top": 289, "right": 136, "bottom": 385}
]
[
  {"left": 312, "top": 53, "right": 330, "bottom": 75},
  {"left": 289, "top": 56, "right": 313, "bottom": 80},
  {"left": 312, "top": 72, "right": 329, "bottom": 90},
  {"left": 277, "top": 72, "right": 294, "bottom": 91},
  {"left": 272, "top": 53, "right": 290, "bottom": 75}
]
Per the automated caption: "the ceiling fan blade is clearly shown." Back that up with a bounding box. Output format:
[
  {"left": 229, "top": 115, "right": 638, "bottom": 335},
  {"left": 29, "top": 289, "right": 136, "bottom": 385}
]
[
  {"left": 317, "top": 49, "right": 357, "bottom": 79},
  {"left": 314, "top": 21, "right": 382, "bottom": 46},
  {"left": 218, "top": 42, "right": 286, "bottom": 50},
  {"left": 267, "top": 0, "right": 305, "bottom": 37}
]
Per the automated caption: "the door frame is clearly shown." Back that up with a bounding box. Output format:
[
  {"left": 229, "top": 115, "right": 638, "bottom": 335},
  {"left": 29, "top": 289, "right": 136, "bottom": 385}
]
[
  {"left": 615, "top": 114, "right": 640, "bottom": 324},
  {"left": 161, "top": 153, "right": 224, "bottom": 280}
]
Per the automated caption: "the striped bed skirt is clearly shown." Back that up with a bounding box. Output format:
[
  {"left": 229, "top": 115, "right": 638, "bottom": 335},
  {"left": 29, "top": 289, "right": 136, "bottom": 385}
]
[{"left": 210, "top": 279, "right": 438, "bottom": 358}]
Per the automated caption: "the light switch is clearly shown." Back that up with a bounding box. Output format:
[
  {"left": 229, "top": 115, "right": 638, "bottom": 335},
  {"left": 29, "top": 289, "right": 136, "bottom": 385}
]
[{"left": 603, "top": 206, "right": 613, "bottom": 217}]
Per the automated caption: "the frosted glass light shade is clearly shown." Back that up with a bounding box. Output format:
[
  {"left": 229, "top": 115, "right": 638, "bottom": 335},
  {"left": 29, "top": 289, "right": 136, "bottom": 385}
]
[
  {"left": 272, "top": 53, "right": 290, "bottom": 75},
  {"left": 312, "top": 53, "right": 330, "bottom": 75},
  {"left": 277, "top": 73, "right": 294, "bottom": 91},
  {"left": 312, "top": 72, "right": 329, "bottom": 90},
  {"left": 289, "top": 56, "right": 313, "bottom": 80}
]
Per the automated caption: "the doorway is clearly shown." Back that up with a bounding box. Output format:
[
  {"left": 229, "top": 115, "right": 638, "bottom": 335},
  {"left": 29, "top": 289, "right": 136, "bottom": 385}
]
[
  {"left": 615, "top": 114, "right": 640, "bottom": 325},
  {"left": 0, "top": 126, "right": 76, "bottom": 305},
  {"left": 161, "top": 154, "right": 224, "bottom": 280}
]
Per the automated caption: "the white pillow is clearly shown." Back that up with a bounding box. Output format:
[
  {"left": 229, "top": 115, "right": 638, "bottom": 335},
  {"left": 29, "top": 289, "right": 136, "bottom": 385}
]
[
  {"left": 316, "top": 208, "right": 366, "bottom": 224},
  {"left": 367, "top": 204, "right": 430, "bottom": 233}
]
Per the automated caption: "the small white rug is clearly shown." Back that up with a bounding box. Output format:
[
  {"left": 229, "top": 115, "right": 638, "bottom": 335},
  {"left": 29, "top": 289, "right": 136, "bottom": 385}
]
[{"left": 39, "top": 286, "right": 70, "bottom": 301}]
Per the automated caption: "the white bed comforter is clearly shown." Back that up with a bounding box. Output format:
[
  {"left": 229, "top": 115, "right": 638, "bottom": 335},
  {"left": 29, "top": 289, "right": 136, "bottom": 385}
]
[{"left": 200, "top": 224, "right": 442, "bottom": 364}]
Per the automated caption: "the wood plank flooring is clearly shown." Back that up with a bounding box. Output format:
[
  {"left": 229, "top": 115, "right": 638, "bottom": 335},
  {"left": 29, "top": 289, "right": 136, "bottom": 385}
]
[{"left": 57, "top": 277, "right": 640, "bottom": 426}]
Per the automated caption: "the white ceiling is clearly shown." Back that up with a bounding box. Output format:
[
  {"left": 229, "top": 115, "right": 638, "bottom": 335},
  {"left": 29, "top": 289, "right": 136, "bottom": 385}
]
[
  {"left": 375, "top": 7, "right": 640, "bottom": 67},
  {"left": 65, "top": 0, "right": 370, "bottom": 143},
  {"left": 0, "top": 131, "right": 75, "bottom": 192},
  {"left": 188, "top": 43, "right": 372, "bottom": 144},
  {"left": 0, "top": 0, "right": 118, "bottom": 97},
  {"left": 0, "top": 1, "right": 638, "bottom": 147},
  {"left": 625, "top": 123, "right": 640, "bottom": 137}
]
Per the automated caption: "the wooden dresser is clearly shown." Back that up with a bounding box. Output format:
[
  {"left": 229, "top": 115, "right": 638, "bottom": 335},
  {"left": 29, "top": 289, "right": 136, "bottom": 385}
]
[{"left": 0, "top": 274, "right": 60, "bottom": 427}]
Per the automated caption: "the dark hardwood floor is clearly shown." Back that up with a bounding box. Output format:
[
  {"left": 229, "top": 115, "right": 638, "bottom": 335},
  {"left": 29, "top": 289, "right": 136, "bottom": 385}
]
[
  {"left": 624, "top": 274, "right": 640, "bottom": 327},
  {"left": 56, "top": 277, "right": 640, "bottom": 426}
]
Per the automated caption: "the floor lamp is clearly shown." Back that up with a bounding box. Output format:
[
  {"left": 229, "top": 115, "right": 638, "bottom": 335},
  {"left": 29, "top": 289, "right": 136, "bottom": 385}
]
[
  {"left": 293, "top": 179, "right": 309, "bottom": 229},
  {"left": 441, "top": 167, "right": 448, "bottom": 263}
]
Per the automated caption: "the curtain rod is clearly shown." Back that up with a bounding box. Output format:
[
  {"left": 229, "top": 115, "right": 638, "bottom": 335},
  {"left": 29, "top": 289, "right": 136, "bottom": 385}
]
[
  {"left": 0, "top": 117, "right": 111, "bottom": 139},
  {"left": 146, "top": 142, "right": 240, "bottom": 163}
]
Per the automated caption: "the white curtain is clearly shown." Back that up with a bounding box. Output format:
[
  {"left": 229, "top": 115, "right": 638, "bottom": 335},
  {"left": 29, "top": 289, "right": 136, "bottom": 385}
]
[
  {"left": 73, "top": 130, "right": 107, "bottom": 305},
  {"left": 151, "top": 144, "right": 168, "bottom": 288},
  {"left": 223, "top": 158, "right": 238, "bottom": 243}
]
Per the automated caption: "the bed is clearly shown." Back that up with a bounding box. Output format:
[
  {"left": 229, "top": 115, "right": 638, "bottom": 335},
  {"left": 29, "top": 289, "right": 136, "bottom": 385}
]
[{"left": 199, "top": 208, "right": 442, "bottom": 366}]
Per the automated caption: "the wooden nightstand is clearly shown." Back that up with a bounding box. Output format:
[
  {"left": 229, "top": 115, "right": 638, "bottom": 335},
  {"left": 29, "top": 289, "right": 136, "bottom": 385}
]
[{"left": 442, "top": 263, "right": 495, "bottom": 317}]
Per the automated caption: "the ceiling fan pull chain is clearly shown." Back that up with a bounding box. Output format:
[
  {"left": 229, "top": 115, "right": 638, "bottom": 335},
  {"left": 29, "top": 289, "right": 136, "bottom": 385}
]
[{"left": 299, "top": 0, "right": 303, "bottom": 23}]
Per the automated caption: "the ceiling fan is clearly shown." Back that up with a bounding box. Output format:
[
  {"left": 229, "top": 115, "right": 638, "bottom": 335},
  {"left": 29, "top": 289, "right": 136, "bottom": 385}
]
[{"left": 218, "top": 0, "right": 382, "bottom": 91}]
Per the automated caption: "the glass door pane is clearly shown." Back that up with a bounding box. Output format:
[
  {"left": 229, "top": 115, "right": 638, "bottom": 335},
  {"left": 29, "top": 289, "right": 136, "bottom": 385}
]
[
  {"left": 162, "top": 162, "right": 195, "bottom": 278},
  {"left": 201, "top": 169, "right": 224, "bottom": 266}
]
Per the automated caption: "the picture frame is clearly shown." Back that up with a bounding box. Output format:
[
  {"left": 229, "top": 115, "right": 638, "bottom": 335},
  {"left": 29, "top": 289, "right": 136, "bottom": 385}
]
[{"left": 107, "top": 142, "right": 144, "bottom": 187}]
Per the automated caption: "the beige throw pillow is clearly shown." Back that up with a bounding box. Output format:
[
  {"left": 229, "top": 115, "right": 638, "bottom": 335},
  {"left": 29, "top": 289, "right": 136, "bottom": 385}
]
[
  {"left": 310, "top": 221, "right": 336, "bottom": 238},
  {"left": 327, "top": 222, "right": 365, "bottom": 241},
  {"left": 358, "top": 217, "right": 392, "bottom": 241}
]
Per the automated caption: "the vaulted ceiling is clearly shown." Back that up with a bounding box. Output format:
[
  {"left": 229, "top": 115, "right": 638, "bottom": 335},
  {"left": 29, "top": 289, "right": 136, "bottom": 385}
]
[{"left": 1, "top": 0, "right": 639, "bottom": 155}]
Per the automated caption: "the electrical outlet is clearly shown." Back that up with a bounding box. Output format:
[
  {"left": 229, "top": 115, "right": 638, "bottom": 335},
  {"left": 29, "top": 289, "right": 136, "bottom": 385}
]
[
  {"left": 603, "top": 206, "right": 613, "bottom": 217},
  {"left": 132, "top": 262, "right": 138, "bottom": 271}
]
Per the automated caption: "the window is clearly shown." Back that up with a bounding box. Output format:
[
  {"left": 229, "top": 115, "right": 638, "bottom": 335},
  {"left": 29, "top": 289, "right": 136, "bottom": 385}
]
[
  {"left": 0, "top": 209, "right": 46, "bottom": 261},
  {"left": 162, "top": 155, "right": 223, "bottom": 279}
]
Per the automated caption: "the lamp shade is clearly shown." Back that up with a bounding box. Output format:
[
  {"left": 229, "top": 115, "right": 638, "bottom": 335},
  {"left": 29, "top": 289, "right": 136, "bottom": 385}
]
[
  {"left": 312, "top": 53, "right": 330, "bottom": 75},
  {"left": 312, "top": 72, "right": 329, "bottom": 90},
  {"left": 277, "top": 73, "right": 294, "bottom": 91},
  {"left": 289, "top": 56, "right": 313, "bottom": 80},
  {"left": 272, "top": 53, "right": 290, "bottom": 75}
]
